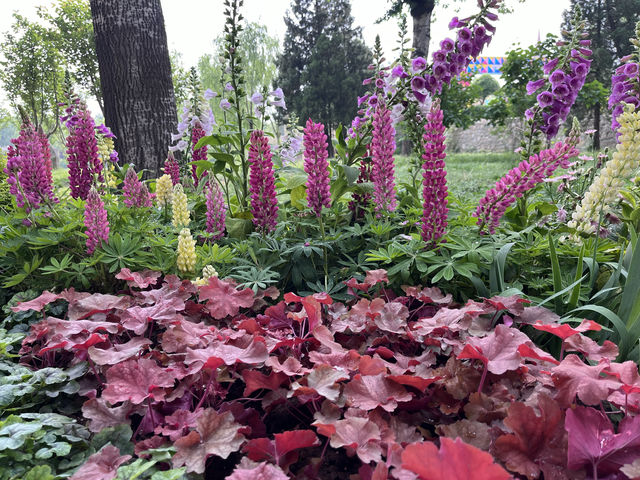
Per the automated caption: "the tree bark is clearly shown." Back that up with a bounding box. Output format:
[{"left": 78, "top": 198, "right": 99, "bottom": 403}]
[
  {"left": 410, "top": 0, "right": 436, "bottom": 59},
  {"left": 89, "top": 0, "right": 177, "bottom": 176},
  {"left": 593, "top": 102, "right": 601, "bottom": 150}
]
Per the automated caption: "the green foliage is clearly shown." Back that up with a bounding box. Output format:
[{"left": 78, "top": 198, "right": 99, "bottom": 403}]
[
  {"left": 0, "top": 150, "right": 13, "bottom": 213},
  {"left": 473, "top": 74, "right": 500, "bottom": 102}
]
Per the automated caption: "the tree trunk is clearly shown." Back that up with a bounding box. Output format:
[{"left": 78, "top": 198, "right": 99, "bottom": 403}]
[
  {"left": 593, "top": 102, "right": 601, "bottom": 150},
  {"left": 89, "top": 0, "right": 177, "bottom": 176},
  {"left": 411, "top": 0, "right": 436, "bottom": 59}
]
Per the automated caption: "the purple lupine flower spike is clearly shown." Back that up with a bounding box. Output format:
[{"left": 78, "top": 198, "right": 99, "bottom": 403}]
[
  {"left": 84, "top": 188, "right": 109, "bottom": 254},
  {"left": 421, "top": 99, "right": 448, "bottom": 245},
  {"left": 122, "top": 166, "right": 152, "bottom": 208},
  {"left": 248, "top": 130, "right": 279, "bottom": 233},
  {"left": 164, "top": 151, "right": 181, "bottom": 185},
  {"left": 206, "top": 180, "right": 227, "bottom": 240},
  {"left": 66, "top": 103, "right": 102, "bottom": 200},
  {"left": 303, "top": 119, "right": 331, "bottom": 217},
  {"left": 371, "top": 103, "right": 397, "bottom": 216}
]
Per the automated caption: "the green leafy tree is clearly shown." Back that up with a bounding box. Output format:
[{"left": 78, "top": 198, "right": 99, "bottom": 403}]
[{"left": 473, "top": 74, "right": 500, "bottom": 103}]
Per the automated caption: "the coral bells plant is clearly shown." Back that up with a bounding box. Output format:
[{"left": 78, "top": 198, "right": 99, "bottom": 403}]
[
  {"left": 248, "top": 130, "right": 279, "bottom": 233},
  {"left": 475, "top": 125, "right": 580, "bottom": 234},
  {"left": 122, "top": 166, "right": 152, "bottom": 208},
  {"left": 176, "top": 228, "right": 197, "bottom": 273},
  {"left": 569, "top": 104, "right": 640, "bottom": 235},
  {"left": 205, "top": 180, "right": 226, "bottom": 240},
  {"left": 83, "top": 188, "right": 109, "bottom": 254},
  {"left": 371, "top": 104, "right": 397, "bottom": 216},
  {"left": 303, "top": 119, "right": 331, "bottom": 216},
  {"left": 172, "top": 184, "right": 190, "bottom": 228},
  {"left": 421, "top": 99, "right": 448, "bottom": 245},
  {"left": 5, "top": 114, "right": 57, "bottom": 214},
  {"left": 66, "top": 102, "right": 103, "bottom": 200}
]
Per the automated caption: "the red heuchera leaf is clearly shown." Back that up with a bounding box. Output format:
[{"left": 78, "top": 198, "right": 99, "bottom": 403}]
[
  {"left": 198, "top": 276, "right": 255, "bottom": 319},
  {"left": 517, "top": 344, "right": 560, "bottom": 365},
  {"left": 564, "top": 335, "right": 618, "bottom": 362},
  {"left": 81, "top": 398, "right": 132, "bottom": 433},
  {"left": 330, "top": 416, "right": 383, "bottom": 463},
  {"left": 242, "top": 370, "right": 288, "bottom": 396},
  {"left": 275, "top": 429, "right": 319, "bottom": 457},
  {"left": 402, "top": 285, "right": 452, "bottom": 304},
  {"left": 533, "top": 319, "right": 602, "bottom": 341},
  {"left": 185, "top": 338, "right": 268, "bottom": 367},
  {"left": 12, "top": 291, "right": 60, "bottom": 312},
  {"left": 365, "top": 269, "right": 388, "bottom": 285},
  {"left": 551, "top": 355, "right": 621, "bottom": 406},
  {"left": 565, "top": 406, "right": 640, "bottom": 476},
  {"left": 173, "top": 409, "right": 245, "bottom": 474},
  {"left": 302, "top": 364, "right": 349, "bottom": 402},
  {"left": 265, "top": 356, "right": 310, "bottom": 376},
  {"left": 88, "top": 337, "right": 152, "bottom": 365},
  {"left": 387, "top": 375, "right": 441, "bottom": 393},
  {"left": 69, "top": 445, "right": 131, "bottom": 480},
  {"left": 484, "top": 295, "right": 531, "bottom": 315},
  {"left": 245, "top": 430, "right": 319, "bottom": 468},
  {"left": 345, "top": 277, "right": 370, "bottom": 295},
  {"left": 155, "top": 409, "right": 200, "bottom": 441},
  {"left": 401, "top": 437, "right": 510, "bottom": 480},
  {"left": 344, "top": 373, "right": 413, "bottom": 411},
  {"left": 494, "top": 394, "right": 568, "bottom": 479},
  {"left": 102, "top": 358, "right": 175, "bottom": 404},
  {"left": 226, "top": 459, "right": 289, "bottom": 480},
  {"left": 459, "top": 324, "right": 530, "bottom": 374},
  {"left": 115, "top": 268, "right": 161, "bottom": 289},
  {"left": 359, "top": 355, "right": 387, "bottom": 376}
]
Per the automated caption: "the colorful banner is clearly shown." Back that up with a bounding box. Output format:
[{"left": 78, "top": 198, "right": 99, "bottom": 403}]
[{"left": 467, "top": 57, "right": 505, "bottom": 75}]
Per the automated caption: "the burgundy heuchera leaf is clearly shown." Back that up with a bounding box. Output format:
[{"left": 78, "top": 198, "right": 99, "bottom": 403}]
[
  {"left": 198, "top": 276, "right": 255, "bottom": 319},
  {"left": 102, "top": 358, "right": 175, "bottom": 404}
]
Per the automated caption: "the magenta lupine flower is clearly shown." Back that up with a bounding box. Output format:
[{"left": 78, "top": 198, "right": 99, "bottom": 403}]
[
  {"left": 122, "top": 166, "right": 152, "bottom": 208},
  {"left": 248, "top": 130, "right": 279, "bottom": 233},
  {"left": 205, "top": 180, "right": 226, "bottom": 240},
  {"left": 371, "top": 104, "right": 397, "bottom": 216},
  {"left": 66, "top": 104, "right": 103, "bottom": 200},
  {"left": 421, "top": 100, "right": 448, "bottom": 245},
  {"left": 84, "top": 188, "right": 109, "bottom": 254},
  {"left": 164, "top": 152, "right": 181, "bottom": 185},
  {"left": 474, "top": 141, "right": 580, "bottom": 234},
  {"left": 5, "top": 119, "right": 57, "bottom": 213},
  {"left": 191, "top": 120, "right": 208, "bottom": 187},
  {"left": 303, "top": 119, "right": 331, "bottom": 216}
]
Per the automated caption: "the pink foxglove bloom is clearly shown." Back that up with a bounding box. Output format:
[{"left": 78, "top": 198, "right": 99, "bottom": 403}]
[
  {"left": 5, "top": 118, "right": 57, "bottom": 213},
  {"left": 122, "top": 166, "right": 152, "bottom": 208},
  {"left": 421, "top": 100, "right": 448, "bottom": 245},
  {"left": 475, "top": 140, "right": 580, "bottom": 234},
  {"left": 371, "top": 104, "right": 397, "bottom": 215},
  {"left": 248, "top": 130, "right": 279, "bottom": 233},
  {"left": 303, "top": 119, "right": 331, "bottom": 216},
  {"left": 191, "top": 120, "right": 208, "bottom": 187},
  {"left": 164, "top": 152, "right": 181, "bottom": 185},
  {"left": 84, "top": 188, "right": 109, "bottom": 254},
  {"left": 206, "top": 180, "right": 227, "bottom": 240},
  {"left": 66, "top": 104, "right": 103, "bottom": 200}
]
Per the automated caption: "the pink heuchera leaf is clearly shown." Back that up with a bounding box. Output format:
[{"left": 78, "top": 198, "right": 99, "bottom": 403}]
[
  {"left": 81, "top": 398, "right": 132, "bottom": 433},
  {"left": 402, "top": 285, "right": 452, "bottom": 304},
  {"left": 483, "top": 295, "right": 530, "bottom": 315},
  {"left": 621, "top": 458, "right": 640, "bottom": 479},
  {"left": 564, "top": 335, "right": 618, "bottom": 362},
  {"left": 365, "top": 269, "right": 388, "bottom": 285},
  {"left": 102, "top": 358, "right": 175, "bottom": 404},
  {"left": 69, "top": 445, "right": 131, "bottom": 480},
  {"left": 226, "top": 459, "right": 289, "bottom": 480},
  {"left": 121, "top": 299, "right": 185, "bottom": 335},
  {"left": 374, "top": 302, "right": 408, "bottom": 334},
  {"left": 551, "top": 355, "right": 621, "bottom": 406},
  {"left": 301, "top": 364, "right": 349, "bottom": 402},
  {"left": 334, "top": 297, "right": 385, "bottom": 333},
  {"left": 88, "top": 337, "right": 152, "bottom": 365},
  {"left": 67, "top": 293, "right": 131, "bottom": 321},
  {"left": 115, "top": 268, "right": 161, "bottom": 289},
  {"left": 565, "top": 406, "right": 640, "bottom": 476},
  {"left": 402, "top": 437, "right": 510, "bottom": 480},
  {"left": 458, "top": 324, "right": 530, "bottom": 374},
  {"left": 533, "top": 319, "right": 602, "bottom": 340},
  {"left": 172, "top": 409, "right": 245, "bottom": 474},
  {"left": 413, "top": 305, "right": 479, "bottom": 336},
  {"left": 516, "top": 305, "right": 560, "bottom": 325},
  {"left": 12, "top": 291, "right": 60, "bottom": 312},
  {"left": 198, "top": 276, "right": 255, "bottom": 319},
  {"left": 184, "top": 338, "right": 268, "bottom": 367},
  {"left": 330, "top": 416, "right": 383, "bottom": 463},
  {"left": 344, "top": 373, "right": 413, "bottom": 411}
]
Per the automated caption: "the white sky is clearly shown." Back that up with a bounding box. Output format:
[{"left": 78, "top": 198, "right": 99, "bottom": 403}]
[{"left": 0, "top": 0, "right": 570, "bottom": 105}]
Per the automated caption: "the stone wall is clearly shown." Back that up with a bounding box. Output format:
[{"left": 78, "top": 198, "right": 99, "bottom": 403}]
[{"left": 446, "top": 115, "right": 617, "bottom": 154}]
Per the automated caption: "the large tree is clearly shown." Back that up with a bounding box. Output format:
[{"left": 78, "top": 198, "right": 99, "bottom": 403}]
[
  {"left": 278, "top": 0, "right": 371, "bottom": 145},
  {"left": 89, "top": 0, "right": 178, "bottom": 175},
  {"left": 384, "top": 0, "right": 435, "bottom": 59}
]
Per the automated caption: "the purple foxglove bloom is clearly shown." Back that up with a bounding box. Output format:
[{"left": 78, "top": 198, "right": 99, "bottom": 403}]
[
  {"left": 457, "top": 27, "right": 472, "bottom": 41},
  {"left": 204, "top": 88, "right": 217, "bottom": 99},
  {"left": 220, "top": 99, "right": 232, "bottom": 110},
  {"left": 271, "top": 87, "right": 284, "bottom": 98},
  {"left": 391, "top": 64, "right": 407, "bottom": 78},
  {"left": 225, "top": 82, "right": 233, "bottom": 91},
  {"left": 251, "top": 92, "right": 264, "bottom": 105},
  {"left": 549, "top": 69, "right": 567, "bottom": 86},
  {"left": 205, "top": 180, "right": 226, "bottom": 240},
  {"left": 411, "top": 57, "right": 427, "bottom": 73},
  {"left": 66, "top": 104, "right": 103, "bottom": 200},
  {"left": 122, "top": 166, "right": 152, "bottom": 208},
  {"left": 552, "top": 84, "right": 570, "bottom": 98},
  {"left": 248, "top": 130, "right": 279, "bottom": 233},
  {"left": 368, "top": 96, "right": 379, "bottom": 107},
  {"left": 440, "top": 38, "right": 455, "bottom": 52},
  {"left": 84, "top": 188, "right": 109, "bottom": 254},
  {"left": 624, "top": 63, "right": 639, "bottom": 76},
  {"left": 358, "top": 95, "right": 370, "bottom": 106},
  {"left": 371, "top": 104, "right": 397, "bottom": 216},
  {"left": 421, "top": 99, "right": 448, "bottom": 245},
  {"left": 303, "top": 119, "right": 331, "bottom": 216}
]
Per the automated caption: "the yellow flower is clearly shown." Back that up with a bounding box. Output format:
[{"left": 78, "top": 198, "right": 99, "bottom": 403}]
[
  {"left": 155, "top": 174, "right": 173, "bottom": 207},
  {"left": 176, "top": 228, "right": 197, "bottom": 273},
  {"left": 172, "top": 184, "right": 190, "bottom": 228},
  {"left": 569, "top": 104, "right": 640, "bottom": 235},
  {"left": 192, "top": 264, "right": 219, "bottom": 286}
]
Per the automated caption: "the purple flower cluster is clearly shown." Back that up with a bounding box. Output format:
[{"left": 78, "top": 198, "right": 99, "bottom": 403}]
[
  {"left": 303, "top": 119, "right": 331, "bottom": 217},
  {"left": 84, "top": 188, "right": 109, "bottom": 255},
  {"left": 164, "top": 152, "right": 181, "bottom": 185},
  {"left": 191, "top": 120, "right": 208, "bottom": 187},
  {"left": 474, "top": 141, "right": 580, "bottom": 234},
  {"left": 609, "top": 62, "right": 639, "bottom": 133},
  {"left": 66, "top": 105, "right": 103, "bottom": 200},
  {"left": 371, "top": 104, "right": 397, "bottom": 216},
  {"left": 421, "top": 100, "right": 448, "bottom": 245},
  {"left": 248, "top": 130, "right": 279, "bottom": 233},
  {"left": 122, "top": 166, "right": 152, "bottom": 208},
  {"left": 205, "top": 180, "right": 226, "bottom": 240},
  {"left": 526, "top": 45, "right": 592, "bottom": 139},
  {"left": 5, "top": 119, "right": 57, "bottom": 213}
]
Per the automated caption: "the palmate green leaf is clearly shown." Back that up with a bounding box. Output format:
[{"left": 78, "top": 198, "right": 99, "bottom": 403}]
[{"left": 23, "top": 465, "right": 55, "bottom": 480}]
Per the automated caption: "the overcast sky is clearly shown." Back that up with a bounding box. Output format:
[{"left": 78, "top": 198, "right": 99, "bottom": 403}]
[{"left": 0, "top": 0, "right": 570, "bottom": 106}]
